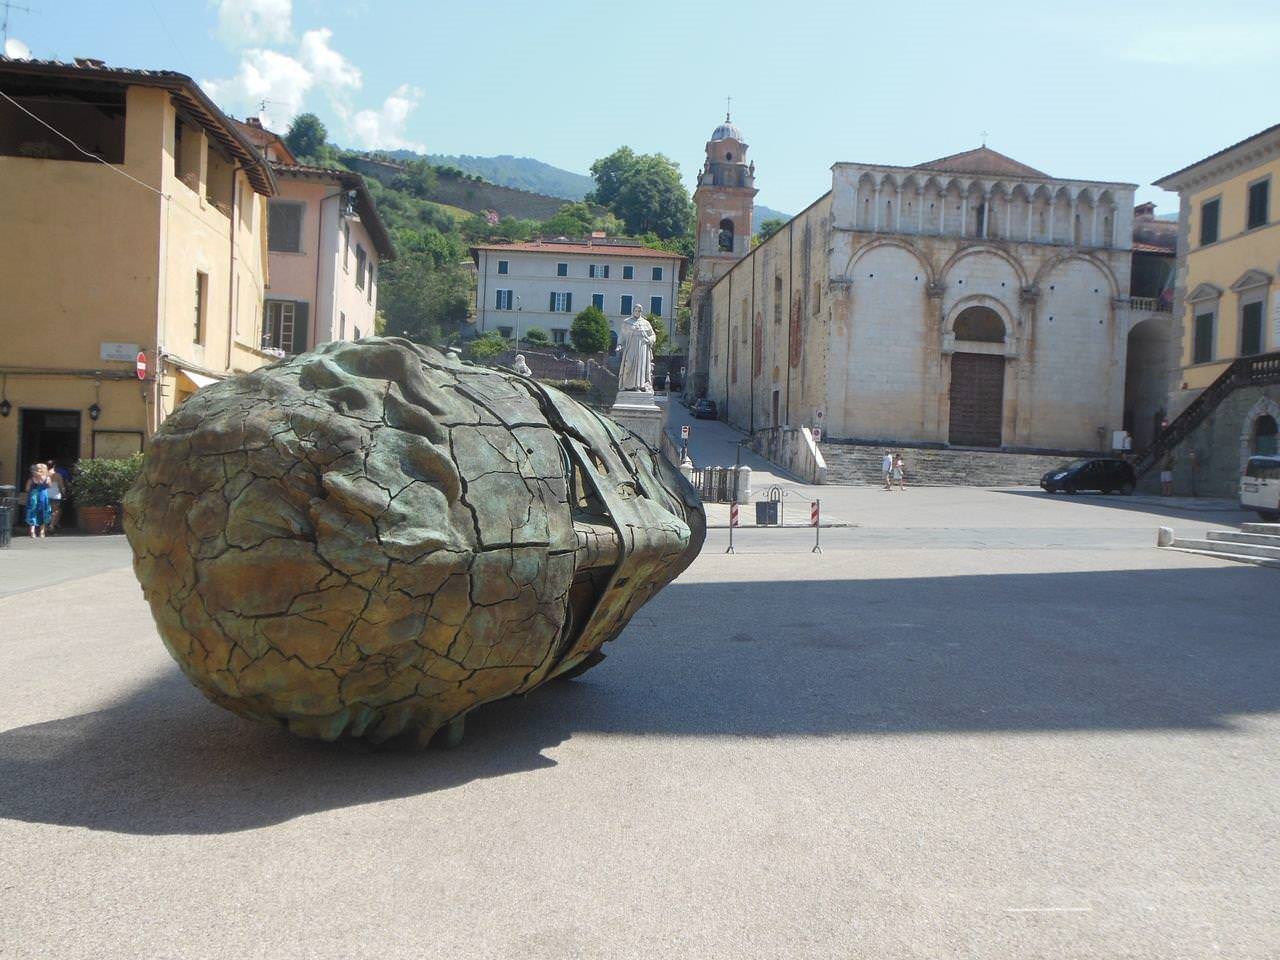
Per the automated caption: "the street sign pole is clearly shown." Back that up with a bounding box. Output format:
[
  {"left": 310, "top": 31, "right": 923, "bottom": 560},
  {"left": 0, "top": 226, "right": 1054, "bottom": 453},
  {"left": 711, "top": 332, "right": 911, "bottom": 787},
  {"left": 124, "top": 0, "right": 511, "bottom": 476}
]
[
  {"left": 726, "top": 501, "right": 737, "bottom": 554},
  {"left": 812, "top": 499, "right": 822, "bottom": 554}
]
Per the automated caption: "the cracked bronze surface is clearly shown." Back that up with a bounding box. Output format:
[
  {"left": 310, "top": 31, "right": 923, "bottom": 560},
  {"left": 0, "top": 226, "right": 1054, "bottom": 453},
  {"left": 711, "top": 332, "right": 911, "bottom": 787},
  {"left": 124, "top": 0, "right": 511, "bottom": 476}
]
[{"left": 124, "top": 338, "right": 705, "bottom": 745}]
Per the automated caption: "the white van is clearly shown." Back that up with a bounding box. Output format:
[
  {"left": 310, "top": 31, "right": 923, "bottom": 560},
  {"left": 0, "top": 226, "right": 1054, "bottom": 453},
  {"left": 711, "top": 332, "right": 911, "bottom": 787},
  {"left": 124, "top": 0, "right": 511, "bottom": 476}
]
[{"left": 1240, "top": 455, "right": 1280, "bottom": 521}]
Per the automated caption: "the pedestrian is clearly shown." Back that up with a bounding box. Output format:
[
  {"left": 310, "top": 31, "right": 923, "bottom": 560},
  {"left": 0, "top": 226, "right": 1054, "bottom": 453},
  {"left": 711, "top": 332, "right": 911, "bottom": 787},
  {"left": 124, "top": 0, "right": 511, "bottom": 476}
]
[
  {"left": 1160, "top": 452, "right": 1174, "bottom": 497},
  {"left": 45, "top": 460, "right": 65, "bottom": 531},
  {"left": 892, "top": 453, "right": 906, "bottom": 491},
  {"left": 24, "top": 463, "right": 52, "bottom": 539},
  {"left": 881, "top": 451, "right": 893, "bottom": 490}
]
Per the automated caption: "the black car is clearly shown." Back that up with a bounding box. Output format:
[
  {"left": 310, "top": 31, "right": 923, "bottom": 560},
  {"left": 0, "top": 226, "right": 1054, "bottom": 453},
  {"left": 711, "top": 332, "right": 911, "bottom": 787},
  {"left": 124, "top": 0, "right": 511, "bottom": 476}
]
[
  {"left": 692, "top": 398, "right": 718, "bottom": 420},
  {"left": 1040, "top": 458, "right": 1137, "bottom": 495}
]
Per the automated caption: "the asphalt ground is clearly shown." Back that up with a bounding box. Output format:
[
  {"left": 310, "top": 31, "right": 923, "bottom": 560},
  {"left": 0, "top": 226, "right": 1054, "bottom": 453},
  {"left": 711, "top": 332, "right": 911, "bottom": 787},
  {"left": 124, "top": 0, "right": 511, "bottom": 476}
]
[{"left": 1, "top": 441, "right": 1276, "bottom": 958}]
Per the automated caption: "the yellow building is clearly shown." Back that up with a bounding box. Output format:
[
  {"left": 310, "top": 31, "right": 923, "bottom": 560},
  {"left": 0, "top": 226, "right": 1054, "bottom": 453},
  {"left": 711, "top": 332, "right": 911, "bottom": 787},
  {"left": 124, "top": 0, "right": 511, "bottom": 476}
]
[
  {"left": 0, "top": 56, "right": 277, "bottom": 490},
  {"left": 1148, "top": 122, "right": 1280, "bottom": 495}
]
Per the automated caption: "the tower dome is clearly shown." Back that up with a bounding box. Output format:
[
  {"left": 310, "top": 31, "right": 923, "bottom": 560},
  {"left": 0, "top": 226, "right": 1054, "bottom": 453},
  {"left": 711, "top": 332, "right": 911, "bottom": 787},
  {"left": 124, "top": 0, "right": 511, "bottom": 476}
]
[{"left": 712, "top": 118, "right": 743, "bottom": 142}]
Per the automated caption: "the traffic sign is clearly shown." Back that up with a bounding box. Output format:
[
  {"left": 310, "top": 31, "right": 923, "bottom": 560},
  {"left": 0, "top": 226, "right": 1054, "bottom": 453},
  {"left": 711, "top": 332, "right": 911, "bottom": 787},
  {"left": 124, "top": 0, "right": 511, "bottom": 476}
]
[
  {"left": 136, "top": 351, "right": 147, "bottom": 380},
  {"left": 729, "top": 502, "right": 739, "bottom": 527},
  {"left": 811, "top": 501, "right": 820, "bottom": 526},
  {"left": 812, "top": 427, "right": 822, "bottom": 443},
  {"left": 680, "top": 424, "right": 690, "bottom": 440}
]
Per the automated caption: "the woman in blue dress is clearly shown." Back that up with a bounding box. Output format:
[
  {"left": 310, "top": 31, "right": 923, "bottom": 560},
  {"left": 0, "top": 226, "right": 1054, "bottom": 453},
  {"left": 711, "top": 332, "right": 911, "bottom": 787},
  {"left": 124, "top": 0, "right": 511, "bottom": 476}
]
[{"left": 24, "top": 462, "right": 52, "bottom": 539}]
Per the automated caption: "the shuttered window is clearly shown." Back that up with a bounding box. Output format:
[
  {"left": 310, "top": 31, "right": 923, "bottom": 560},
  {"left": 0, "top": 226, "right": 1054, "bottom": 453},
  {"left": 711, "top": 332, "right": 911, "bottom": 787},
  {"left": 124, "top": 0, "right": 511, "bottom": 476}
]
[
  {"left": 550, "top": 292, "right": 571, "bottom": 312},
  {"left": 650, "top": 296, "right": 662, "bottom": 317},
  {"left": 591, "top": 293, "right": 604, "bottom": 310},
  {"left": 652, "top": 266, "right": 663, "bottom": 281},
  {"left": 1194, "top": 312, "right": 1215, "bottom": 363},
  {"left": 1247, "top": 180, "right": 1269, "bottom": 230},
  {"left": 620, "top": 295, "right": 633, "bottom": 316},
  {"left": 1199, "top": 198, "right": 1220, "bottom": 246},
  {"left": 1241, "top": 301, "right": 1264, "bottom": 356}
]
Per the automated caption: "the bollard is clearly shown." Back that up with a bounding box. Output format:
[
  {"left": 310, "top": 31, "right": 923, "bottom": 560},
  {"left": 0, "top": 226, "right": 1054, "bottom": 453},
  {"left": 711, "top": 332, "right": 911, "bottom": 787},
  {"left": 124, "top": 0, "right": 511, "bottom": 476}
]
[
  {"left": 1157, "top": 526, "right": 1174, "bottom": 547},
  {"left": 735, "top": 465, "right": 752, "bottom": 504}
]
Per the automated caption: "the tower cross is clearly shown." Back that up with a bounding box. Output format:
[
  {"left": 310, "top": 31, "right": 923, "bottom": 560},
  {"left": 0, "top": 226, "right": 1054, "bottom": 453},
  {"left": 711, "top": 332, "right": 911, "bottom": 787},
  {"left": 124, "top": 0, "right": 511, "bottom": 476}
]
[{"left": 725, "top": 95, "right": 732, "bottom": 122}]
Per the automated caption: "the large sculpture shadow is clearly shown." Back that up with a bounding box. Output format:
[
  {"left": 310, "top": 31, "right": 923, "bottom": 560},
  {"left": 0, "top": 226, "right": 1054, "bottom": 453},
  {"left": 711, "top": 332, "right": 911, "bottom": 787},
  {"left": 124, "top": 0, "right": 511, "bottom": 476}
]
[{"left": 1, "top": 565, "right": 1277, "bottom": 835}]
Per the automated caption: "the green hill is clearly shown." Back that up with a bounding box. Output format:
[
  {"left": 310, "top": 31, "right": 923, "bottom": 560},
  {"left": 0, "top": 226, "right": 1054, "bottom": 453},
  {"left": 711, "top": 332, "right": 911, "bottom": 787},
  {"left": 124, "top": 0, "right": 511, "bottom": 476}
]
[{"left": 382, "top": 151, "right": 594, "bottom": 200}]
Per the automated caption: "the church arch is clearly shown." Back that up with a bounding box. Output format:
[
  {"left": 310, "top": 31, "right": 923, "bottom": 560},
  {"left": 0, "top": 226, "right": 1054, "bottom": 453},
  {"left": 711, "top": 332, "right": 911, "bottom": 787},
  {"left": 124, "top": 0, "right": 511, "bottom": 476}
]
[
  {"left": 842, "top": 237, "right": 936, "bottom": 287},
  {"left": 941, "top": 244, "right": 1030, "bottom": 290},
  {"left": 953, "top": 305, "right": 1007, "bottom": 342},
  {"left": 1033, "top": 252, "right": 1119, "bottom": 301}
]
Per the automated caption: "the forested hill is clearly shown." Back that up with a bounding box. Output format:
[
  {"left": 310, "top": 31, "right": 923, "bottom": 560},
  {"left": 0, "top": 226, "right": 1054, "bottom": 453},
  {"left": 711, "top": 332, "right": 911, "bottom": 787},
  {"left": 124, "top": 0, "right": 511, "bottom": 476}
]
[{"left": 383, "top": 151, "right": 594, "bottom": 200}]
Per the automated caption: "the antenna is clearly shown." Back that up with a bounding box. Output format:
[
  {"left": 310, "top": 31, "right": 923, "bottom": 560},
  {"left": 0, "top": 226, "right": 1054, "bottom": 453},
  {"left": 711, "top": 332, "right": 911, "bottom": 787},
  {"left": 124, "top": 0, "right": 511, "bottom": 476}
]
[{"left": 2, "top": 0, "right": 34, "bottom": 48}]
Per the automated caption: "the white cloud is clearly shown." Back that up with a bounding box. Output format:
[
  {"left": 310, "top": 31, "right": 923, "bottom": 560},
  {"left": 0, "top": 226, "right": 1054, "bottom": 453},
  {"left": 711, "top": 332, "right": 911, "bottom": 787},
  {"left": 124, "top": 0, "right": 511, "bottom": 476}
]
[
  {"left": 4, "top": 36, "right": 31, "bottom": 59},
  {"left": 299, "top": 28, "right": 360, "bottom": 93},
  {"left": 216, "top": 0, "right": 292, "bottom": 48},
  {"left": 203, "top": 48, "right": 313, "bottom": 128},
  {"left": 347, "top": 85, "right": 426, "bottom": 151},
  {"left": 1120, "top": 21, "right": 1280, "bottom": 66}
]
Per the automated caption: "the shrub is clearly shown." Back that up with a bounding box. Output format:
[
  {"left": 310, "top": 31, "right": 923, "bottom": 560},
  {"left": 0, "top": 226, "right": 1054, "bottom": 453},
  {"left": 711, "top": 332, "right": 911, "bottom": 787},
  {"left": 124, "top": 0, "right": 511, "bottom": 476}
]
[
  {"left": 524, "top": 327, "right": 550, "bottom": 345},
  {"left": 465, "top": 332, "right": 508, "bottom": 361},
  {"left": 71, "top": 454, "right": 144, "bottom": 506}
]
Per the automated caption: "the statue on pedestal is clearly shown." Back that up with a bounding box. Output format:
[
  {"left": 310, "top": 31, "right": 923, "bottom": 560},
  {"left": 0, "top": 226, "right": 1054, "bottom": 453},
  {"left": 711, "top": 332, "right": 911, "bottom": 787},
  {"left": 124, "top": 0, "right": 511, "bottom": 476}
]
[
  {"left": 618, "top": 304, "right": 656, "bottom": 393},
  {"left": 512, "top": 354, "right": 532, "bottom": 377}
]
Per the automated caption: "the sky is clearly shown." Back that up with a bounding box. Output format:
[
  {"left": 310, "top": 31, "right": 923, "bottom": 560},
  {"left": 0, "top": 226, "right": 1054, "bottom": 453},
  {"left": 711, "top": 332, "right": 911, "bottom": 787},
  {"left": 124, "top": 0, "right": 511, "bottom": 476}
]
[{"left": 7, "top": 0, "right": 1280, "bottom": 215}]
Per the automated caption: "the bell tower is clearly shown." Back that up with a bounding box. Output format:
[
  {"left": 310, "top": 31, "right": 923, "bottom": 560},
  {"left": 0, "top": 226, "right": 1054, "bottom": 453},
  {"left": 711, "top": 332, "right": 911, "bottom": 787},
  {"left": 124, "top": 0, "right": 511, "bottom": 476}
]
[{"left": 688, "top": 108, "right": 756, "bottom": 398}]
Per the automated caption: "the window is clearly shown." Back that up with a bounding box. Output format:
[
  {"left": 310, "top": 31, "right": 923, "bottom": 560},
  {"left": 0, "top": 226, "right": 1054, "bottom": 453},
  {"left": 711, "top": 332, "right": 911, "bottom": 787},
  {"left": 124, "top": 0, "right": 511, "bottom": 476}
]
[
  {"left": 1241, "top": 300, "right": 1265, "bottom": 356},
  {"left": 591, "top": 292, "right": 605, "bottom": 311},
  {"left": 774, "top": 276, "right": 783, "bottom": 323},
  {"left": 343, "top": 221, "right": 350, "bottom": 270},
  {"left": 194, "top": 272, "right": 207, "bottom": 344},
  {"left": 354, "top": 326, "right": 361, "bottom": 340},
  {"left": 812, "top": 280, "right": 821, "bottom": 315},
  {"left": 263, "top": 300, "right": 308, "bottom": 353},
  {"left": 497, "top": 326, "right": 513, "bottom": 338},
  {"left": 551, "top": 291, "right": 572, "bottom": 312},
  {"left": 355, "top": 245, "right": 367, "bottom": 289},
  {"left": 339, "top": 311, "right": 347, "bottom": 340},
  {"left": 719, "top": 218, "right": 735, "bottom": 252},
  {"left": 621, "top": 294, "right": 633, "bottom": 315},
  {"left": 1199, "top": 198, "right": 1220, "bottom": 246},
  {"left": 367, "top": 262, "right": 374, "bottom": 303},
  {"left": 552, "top": 328, "right": 568, "bottom": 345},
  {"left": 497, "top": 259, "right": 509, "bottom": 275},
  {"left": 495, "top": 289, "right": 513, "bottom": 310},
  {"left": 650, "top": 296, "right": 663, "bottom": 317},
  {"left": 556, "top": 262, "right": 568, "bottom": 277},
  {"left": 652, "top": 266, "right": 663, "bottom": 281},
  {"left": 622, "top": 265, "right": 634, "bottom": 280},
  {"left": 1194, "top": 311, "right": 1215, "bottom": 363},
  {"left": 1247, "top": 179, "right": 1270, "bottom": 231},
  {"left": 268, "top": 201, "right": 303, "bottom": 253},
  {"left": 589, "top": 263, "right": 610, "bottom": 279}
]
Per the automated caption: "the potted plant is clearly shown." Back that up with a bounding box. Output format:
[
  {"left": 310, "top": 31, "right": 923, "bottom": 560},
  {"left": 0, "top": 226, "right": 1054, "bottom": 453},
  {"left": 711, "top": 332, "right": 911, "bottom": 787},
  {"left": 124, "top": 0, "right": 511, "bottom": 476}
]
[{"left": 71, "top": 454, "right": 144, "bottom": 534}]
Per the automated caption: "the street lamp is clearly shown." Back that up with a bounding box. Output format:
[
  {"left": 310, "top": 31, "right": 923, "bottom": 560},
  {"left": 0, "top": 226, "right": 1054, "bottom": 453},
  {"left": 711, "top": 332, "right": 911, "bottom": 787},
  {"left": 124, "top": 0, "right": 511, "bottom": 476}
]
[{"left": 515, "top": 296, "right": 522, "bottom": 351}]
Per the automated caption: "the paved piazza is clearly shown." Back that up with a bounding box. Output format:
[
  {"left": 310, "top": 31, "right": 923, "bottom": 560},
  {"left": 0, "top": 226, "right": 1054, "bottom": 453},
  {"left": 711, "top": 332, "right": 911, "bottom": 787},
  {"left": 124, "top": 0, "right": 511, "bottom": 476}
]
[{"left": 2, "top": 473, "right": 1278, "bottom": 958}]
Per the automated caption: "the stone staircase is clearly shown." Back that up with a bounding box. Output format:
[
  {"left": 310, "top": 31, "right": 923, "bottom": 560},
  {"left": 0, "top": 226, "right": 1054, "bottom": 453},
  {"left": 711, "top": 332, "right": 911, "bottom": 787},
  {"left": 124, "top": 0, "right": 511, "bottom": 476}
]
[
  {"left": 820, "top": 442, "right": 1077, "bottom": 487},
  {"left": 1160, "top": 522, "right": 1280, "bottom": 568}
]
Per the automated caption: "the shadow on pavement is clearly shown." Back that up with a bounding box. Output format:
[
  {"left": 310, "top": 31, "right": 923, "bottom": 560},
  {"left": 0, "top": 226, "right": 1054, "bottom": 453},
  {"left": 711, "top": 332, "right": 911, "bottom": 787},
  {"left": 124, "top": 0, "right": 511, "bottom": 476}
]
[
  {"left": 1, "top": 566, "right": 1276, "bottom": 835},
  {"left": 995, "top": 488, "right": 1253, "bottom": 524}
]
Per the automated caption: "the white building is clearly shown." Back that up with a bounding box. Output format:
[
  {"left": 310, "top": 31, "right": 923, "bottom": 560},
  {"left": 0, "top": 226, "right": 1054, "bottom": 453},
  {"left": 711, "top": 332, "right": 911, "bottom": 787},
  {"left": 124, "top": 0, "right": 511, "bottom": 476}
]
[{"left": 471, "top": 238, "right": 684, "bottom": 349}]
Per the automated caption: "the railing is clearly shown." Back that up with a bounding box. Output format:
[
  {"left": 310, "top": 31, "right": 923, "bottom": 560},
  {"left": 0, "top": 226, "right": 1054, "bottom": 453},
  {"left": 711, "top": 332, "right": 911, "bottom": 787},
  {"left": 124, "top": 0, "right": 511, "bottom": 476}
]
[
  {"left": 1128, "top": 297, "right": 1172, "bottom": 314},
  {"left": 689, "top": 466, "right": 741, "bottom": 503},
  {"left": 1133, "top": 350, "right": 1280, "bottom": 476}
]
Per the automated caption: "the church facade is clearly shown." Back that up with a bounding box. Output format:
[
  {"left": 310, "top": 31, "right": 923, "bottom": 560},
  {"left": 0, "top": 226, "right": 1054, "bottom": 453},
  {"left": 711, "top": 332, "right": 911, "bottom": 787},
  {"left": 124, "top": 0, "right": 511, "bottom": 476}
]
[{"left": 690, "top": 142, "right": 1143, "bottom": 452}]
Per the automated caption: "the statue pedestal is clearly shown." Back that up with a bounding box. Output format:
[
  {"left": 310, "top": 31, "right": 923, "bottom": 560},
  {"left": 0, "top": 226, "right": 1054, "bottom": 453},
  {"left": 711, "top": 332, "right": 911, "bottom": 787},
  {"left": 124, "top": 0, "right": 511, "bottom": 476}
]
[{"left": 610, "top": 390, "right": 663, "bottom": 449}]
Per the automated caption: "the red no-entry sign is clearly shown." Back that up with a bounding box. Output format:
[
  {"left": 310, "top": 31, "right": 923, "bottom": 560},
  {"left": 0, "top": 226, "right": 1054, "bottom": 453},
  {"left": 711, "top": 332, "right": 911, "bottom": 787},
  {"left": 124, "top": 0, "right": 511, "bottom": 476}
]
[{"left": 136, "top": 352, "right": 148, "bottom": 380}]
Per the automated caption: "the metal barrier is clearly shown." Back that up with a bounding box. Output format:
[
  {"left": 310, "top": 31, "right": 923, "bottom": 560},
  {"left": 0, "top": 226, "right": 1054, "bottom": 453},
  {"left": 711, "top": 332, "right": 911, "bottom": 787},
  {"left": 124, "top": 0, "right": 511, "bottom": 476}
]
[{"left": 690, "top": 465, "right": 741, "bottom": 503}]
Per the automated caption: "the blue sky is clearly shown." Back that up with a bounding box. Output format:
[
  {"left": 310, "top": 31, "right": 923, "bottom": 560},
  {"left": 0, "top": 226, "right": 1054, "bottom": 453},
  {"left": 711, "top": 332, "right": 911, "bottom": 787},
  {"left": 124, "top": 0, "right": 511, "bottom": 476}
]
[{"left": 8, "top": 0, "right": 1280, "bottom": 215}]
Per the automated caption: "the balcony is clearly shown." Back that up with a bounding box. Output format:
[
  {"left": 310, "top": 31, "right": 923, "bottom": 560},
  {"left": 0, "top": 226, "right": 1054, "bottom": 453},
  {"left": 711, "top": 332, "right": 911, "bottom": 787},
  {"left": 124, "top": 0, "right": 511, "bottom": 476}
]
[{"left": 1128, "top": 297, "right": 1172, "bottom": 314}]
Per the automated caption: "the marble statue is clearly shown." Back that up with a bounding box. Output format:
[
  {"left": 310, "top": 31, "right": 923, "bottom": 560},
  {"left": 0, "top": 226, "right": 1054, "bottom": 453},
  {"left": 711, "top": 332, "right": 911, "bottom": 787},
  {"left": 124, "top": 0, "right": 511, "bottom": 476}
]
[
  {"left": 512, "top": 354, "right": 532, "bottom": 376},
  {"left": 123, "top": 338, "right": 705, "bottom": 746},
  {"left": 618, "top": 304, "right": 656, "bottom": 393}
]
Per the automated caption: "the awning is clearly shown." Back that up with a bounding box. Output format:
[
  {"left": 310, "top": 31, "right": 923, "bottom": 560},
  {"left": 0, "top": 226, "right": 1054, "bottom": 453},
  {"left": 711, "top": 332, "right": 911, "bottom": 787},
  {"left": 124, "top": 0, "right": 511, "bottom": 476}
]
[{"left": 178, "top": 369, "right": 220, "bottom": 390}]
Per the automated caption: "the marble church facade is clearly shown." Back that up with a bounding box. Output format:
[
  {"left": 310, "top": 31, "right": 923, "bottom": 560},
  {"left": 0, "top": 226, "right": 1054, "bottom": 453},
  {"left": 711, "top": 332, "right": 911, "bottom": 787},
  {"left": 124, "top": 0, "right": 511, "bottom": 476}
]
[{"left": 692, "top": 145, "right": 1141, "bottom": 452}]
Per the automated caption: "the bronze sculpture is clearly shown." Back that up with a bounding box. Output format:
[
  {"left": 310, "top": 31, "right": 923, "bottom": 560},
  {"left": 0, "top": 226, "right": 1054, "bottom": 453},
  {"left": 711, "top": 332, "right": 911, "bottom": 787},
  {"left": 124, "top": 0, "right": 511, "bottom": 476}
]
[{"left": 124, "top": 338, "right": 704, "bottom": 746}]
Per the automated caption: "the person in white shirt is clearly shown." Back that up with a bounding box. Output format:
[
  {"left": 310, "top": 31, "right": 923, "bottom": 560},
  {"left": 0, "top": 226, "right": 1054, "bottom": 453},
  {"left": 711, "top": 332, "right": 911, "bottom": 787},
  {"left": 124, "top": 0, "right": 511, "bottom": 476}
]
[{"left": 881, "top": 452, "right": 893, "bottom": 490}]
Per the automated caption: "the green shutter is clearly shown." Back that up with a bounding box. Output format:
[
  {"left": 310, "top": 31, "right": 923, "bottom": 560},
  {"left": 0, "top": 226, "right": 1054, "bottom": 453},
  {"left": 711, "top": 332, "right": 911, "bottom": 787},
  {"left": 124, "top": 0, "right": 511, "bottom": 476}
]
[
  {"left": 550, "top": 292, "right": 556, "bottom": 311},
  {"left": 565, "top": 293, "right": 572, "bottom": 313},
  {"left": 293, "top": 302, "right": 309, "bottom": 354}
]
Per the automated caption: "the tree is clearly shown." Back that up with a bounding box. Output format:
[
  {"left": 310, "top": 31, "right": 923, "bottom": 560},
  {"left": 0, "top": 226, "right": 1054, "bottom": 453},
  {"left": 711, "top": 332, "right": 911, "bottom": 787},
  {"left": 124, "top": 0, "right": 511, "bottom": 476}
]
[
  {"left": 391, "top": 160, "right": 438, "bottom": 200},
  {"left": 588, "top": 148, "right": 693, "bottom": 240},
  {"left": 570, "top": 305, "right": 611, "bottom": 354},
  {"left": 378, "top": 251, "right": 470, "bottom": 344},
  {"left": 756, "top": 218, "right": 787, "bottom": 244},
  {"left": 587, "top": 147, "right": 636, "bottom": 208},
  {"left": 539, "top": 202, "right": 594, "bottom": 238},
  {"left": 285, "top": 113, "right": 327, "bottom": 160},
  {"left": 524, "top": 327, "right": 549, "bottom": 345},
  {"left": 649, "top": 314, "right": 670, "bottom": 355}
]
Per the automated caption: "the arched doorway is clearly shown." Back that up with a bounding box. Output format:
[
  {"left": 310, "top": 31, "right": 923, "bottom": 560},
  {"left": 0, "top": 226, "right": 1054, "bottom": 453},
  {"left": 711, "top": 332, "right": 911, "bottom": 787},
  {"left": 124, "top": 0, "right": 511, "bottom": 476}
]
[
  {"left": 948, "top": 306, "right": 1006, "bottom": 447},
  {"left": 1255, "top": 414, "right": 1278, "bottom": 456},
  {"left": 1123, "top": 315, "right": 1172, "bottom": 452}
]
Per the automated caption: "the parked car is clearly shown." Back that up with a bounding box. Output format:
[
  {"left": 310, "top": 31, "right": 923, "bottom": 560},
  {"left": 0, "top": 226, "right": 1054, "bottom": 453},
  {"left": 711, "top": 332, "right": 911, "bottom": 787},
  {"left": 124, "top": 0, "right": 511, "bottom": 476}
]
[
  {"left": 1240, "top": 455, "right": 1280, "bottom": 521},
  {"left": 1040, "top": 458, "right": 1137, "bottom": 495},
  {"left": 692, "top": 397, "right": 718, "bottom": 420}
]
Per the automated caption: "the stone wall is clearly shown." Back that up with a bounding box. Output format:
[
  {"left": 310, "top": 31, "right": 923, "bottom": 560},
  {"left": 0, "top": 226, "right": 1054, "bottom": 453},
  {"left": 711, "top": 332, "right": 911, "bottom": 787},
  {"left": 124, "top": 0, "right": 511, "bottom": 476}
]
[
  {"left": 1159, "top": 384, "right": 1280, "bottom": 498},
  {"left": 348, "top": 156, "right": 571, "bottom": 221}
]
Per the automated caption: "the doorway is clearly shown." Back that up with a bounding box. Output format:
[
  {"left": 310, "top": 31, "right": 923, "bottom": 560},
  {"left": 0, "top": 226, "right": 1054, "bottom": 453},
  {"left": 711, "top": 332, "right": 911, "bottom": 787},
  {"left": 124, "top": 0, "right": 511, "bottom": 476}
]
[
  {"left": 17, "top": 409, "right": 81, "bottom": 487},
  {"left": 948, "top": 353, "right": 1004, "bottom": 447}
]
